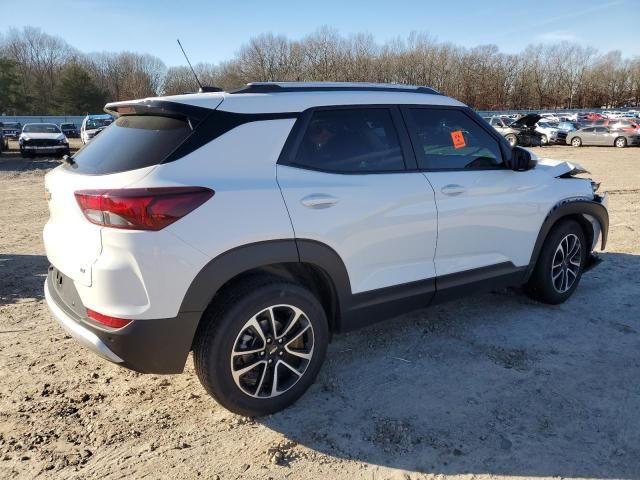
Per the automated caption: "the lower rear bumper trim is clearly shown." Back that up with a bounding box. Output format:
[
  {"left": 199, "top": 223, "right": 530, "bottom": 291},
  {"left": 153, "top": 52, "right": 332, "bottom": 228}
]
[{"left": 45, "top": 278, "right": 123, "bottom": 364}]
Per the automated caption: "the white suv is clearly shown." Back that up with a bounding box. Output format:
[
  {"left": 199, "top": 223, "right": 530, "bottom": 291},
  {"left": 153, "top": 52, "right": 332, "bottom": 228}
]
[{"left": 44, "top": 82, "right": 609, "bottom": 416}]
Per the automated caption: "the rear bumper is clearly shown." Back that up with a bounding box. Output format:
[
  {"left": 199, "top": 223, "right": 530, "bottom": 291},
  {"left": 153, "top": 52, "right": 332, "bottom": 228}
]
[
  {"left": 45, "top": 277, "right": 124, "bottom": 364},
  {"left": 45, "top": 267, "right": 201, "bottom": 374}
]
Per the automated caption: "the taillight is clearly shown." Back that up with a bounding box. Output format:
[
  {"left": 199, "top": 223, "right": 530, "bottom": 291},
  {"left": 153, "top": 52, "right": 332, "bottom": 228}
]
[
  {"left": 86, "top": 308, "right": 132, "bottom": 329},
  {"left": 74, "top": 187, "right": 214, "bottom": 231}
]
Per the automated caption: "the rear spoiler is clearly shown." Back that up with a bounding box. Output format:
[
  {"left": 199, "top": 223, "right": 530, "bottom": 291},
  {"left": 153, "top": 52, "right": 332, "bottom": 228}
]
[{"left": 104, "top": 100, "right": 214, "bottom": 126}]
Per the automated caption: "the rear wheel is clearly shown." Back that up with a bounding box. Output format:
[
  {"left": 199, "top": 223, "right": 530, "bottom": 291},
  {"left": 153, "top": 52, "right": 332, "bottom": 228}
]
[
  {"left": 525, "top": 220, "right": 586, "bottom": 304},
  {"left": 194, "top": 277, "right": 329, "bottom": 416},
  {"left": 614, "top": 137, "right": 627, "bottom": 148},
  {"left": 570, "top": 136, "right": 582, "bottom": 147},
  {"left": 540, "top": 134, "right": 548, "bottom": 146},
  {"left": 505, "top": 134, "right": 518, "bottom": 147}
]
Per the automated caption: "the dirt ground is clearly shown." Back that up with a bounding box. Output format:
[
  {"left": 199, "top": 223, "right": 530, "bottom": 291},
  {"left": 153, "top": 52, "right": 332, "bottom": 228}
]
[{"left": 1, "top": 141, "right": 639, "bottom": 480}]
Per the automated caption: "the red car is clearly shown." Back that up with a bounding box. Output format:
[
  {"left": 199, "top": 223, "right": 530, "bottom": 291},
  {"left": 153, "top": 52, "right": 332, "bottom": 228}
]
[{"left": 579, "top": 112, "right": 605, "bottom": 121}]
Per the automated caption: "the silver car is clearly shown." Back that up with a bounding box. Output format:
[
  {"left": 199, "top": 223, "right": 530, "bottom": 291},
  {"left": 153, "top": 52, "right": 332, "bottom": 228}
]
[{"left": 566, "top": 126, "right": 640, "bottom": 148}]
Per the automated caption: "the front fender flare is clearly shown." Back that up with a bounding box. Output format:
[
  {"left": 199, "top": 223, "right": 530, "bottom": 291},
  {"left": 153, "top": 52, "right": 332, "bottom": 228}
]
[{"left": 525, "top": 198, "right": 608, "bottom": 280}]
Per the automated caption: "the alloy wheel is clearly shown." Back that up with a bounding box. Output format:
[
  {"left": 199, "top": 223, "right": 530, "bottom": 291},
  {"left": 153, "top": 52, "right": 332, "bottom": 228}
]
[
  {"left": 551, "top": 233, "right": 582, "bottom": 294},
  {"left": 230, "top": 304, "right": 315, "bottom": 398}
]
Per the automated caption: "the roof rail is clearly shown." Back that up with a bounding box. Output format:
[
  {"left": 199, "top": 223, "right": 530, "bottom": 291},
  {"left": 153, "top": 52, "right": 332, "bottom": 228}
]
[{"left": 230, "top": 82, "right": 441, "bottom": 95}]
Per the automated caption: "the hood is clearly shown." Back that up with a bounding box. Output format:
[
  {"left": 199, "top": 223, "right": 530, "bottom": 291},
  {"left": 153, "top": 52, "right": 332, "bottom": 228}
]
[
  {"left": 20, "top": 132, "right": 65, "bottom": 141},
  {"left": 511, "top": 114, "right": 542, "bottom": 128},
  {"left": 534, "top": 157, "right": 589, "bottom": 177}
]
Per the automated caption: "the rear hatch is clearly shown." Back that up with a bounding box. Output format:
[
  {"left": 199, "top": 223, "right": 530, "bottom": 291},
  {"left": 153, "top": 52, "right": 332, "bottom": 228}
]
[{"left": 44, "top": 97, "right": 222, "bottom": 286}]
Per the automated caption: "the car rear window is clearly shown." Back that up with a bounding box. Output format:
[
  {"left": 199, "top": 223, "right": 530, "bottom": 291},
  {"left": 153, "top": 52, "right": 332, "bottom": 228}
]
[{"left": 71, "top": 115, "right": 192, "bottom": 174}]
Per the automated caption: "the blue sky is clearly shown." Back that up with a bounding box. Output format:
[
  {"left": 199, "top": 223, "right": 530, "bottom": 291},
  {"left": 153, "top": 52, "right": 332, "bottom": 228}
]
[{"left": 1, "top": 0, "right": 637, "bottom": 66}]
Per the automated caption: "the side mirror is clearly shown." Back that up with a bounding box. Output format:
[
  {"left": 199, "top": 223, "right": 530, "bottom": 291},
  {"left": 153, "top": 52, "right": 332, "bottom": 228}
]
[{"left": 510, "top": 146, "right": 534, "bottom": 171}]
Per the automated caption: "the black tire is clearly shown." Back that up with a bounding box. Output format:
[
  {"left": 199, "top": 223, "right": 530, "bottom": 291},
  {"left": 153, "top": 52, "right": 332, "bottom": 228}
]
[
  {"left": 525, "top": 219, "right": 587, "bottom": 305},
  {"left": 194, "top": 276, "right": 329, "bottom": 416},
  {"left": 614, "top": 137, "right": 627, "bottom": 148},
  {"left": 20, "top": 149, "right": 28, "bottom": 158},
  {"left": 540, "top": 134, "right": 548, "bottom": 146},
  {"left": 570, "top": 136, "right": 582, "bottom": 147},
  {"left": 505, "top": 133, "right": 518, "bottom": 147}
]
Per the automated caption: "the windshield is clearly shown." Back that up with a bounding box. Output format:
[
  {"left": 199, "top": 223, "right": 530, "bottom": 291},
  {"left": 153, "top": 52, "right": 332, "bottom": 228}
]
[
  {"left": 86, "top": 118, "right": 113, "bottom": 130},
  {"left": 61, "top": 123, "right": 76, "bottom": 128},
  {"left": 23, "top": 124, "right": 61, "bottom": 134}
]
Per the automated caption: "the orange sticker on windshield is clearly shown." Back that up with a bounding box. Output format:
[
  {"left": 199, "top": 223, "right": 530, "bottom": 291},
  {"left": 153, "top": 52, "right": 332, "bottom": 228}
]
[{"left": 451, "top": 130, "right": 466, "bottom": 149}]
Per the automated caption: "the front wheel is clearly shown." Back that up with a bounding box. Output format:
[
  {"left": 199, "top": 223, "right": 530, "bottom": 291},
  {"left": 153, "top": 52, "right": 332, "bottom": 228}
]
[
  {"left": 570, "top": 136, "right": 582, "bottom": 147},
  {"left": 505, "top": 134, "right": 518, "bottom": 147},
  {"left": 614, "top": 137, "right": 627, "bottom": 148},
  {"left": 540, "top": 134, "right": 548, "bottom": 146},
  {"left": 525, "top": 220, "right": 587, "bottom": 304},
  {"left": 194, "top": 277, "right": 329, "bottom": 416}
]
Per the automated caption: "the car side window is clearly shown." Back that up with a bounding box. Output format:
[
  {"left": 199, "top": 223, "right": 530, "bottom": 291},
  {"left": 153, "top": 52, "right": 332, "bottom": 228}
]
[
  {"left": 595, "top": 127, "right": 608, "bottom": 133},
  {"left": 582, "top": 127, "right": 594, "bottom": 133},
  {"left": 292, "top": 109, "right": 405, "bottom": 173},
  {"left": 407, "top": 108, "right": 504, "bottom": 170}
]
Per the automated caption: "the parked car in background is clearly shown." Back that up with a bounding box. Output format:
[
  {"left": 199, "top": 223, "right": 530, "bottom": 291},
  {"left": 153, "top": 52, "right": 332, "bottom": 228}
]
[
  {"left": 19, "top": 123, "right": 70, "bottom": 158},
  {"left": 539, "top": 113, "right": 560, "bottom": 123},
  {"left": 60, "top": 123, "right": 79, "bottom": 138},
  {"left": 81, "top": 114, "right": 113, "bottom": 144},
  {"left": 559, "top": 113, "right": 578, "bottom": 122},
  {"left": 1, "top": 121, "right": 23, "bottom": 139},
  {"left": 557, "top": 121, "right": 579, "bottom": 133},
  {"left": 601, "top": 110, "right": 627, "bottom": 119},
  {"left": 608, "top": 119, "right": 640, "bottom": 133},
  {"left": 582, "top": 119, "right": 640, "bottom": 133},
  {"left": 503, "top": 114, "right": 544, "bottom": 147},
  {"left": 567, "top": 126, "right": 640, "bottom": 148},
  {"left": 535, "top": 121, "right": 566, "bottom": 145},
  {"left": 485, "top": 114, "right": 543, "bottom": 147},
  {"left": 578, "top": 112, "right": 604, "bottom": 122}
]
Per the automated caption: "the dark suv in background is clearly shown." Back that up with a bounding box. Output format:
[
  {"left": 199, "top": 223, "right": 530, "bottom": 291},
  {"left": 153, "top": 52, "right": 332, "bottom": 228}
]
[
  {"left": 60, "top": 123, "right": 79, "bottom": 138},
  {"left": 2, "top": 122, "right": 23, "bottom": 139}
]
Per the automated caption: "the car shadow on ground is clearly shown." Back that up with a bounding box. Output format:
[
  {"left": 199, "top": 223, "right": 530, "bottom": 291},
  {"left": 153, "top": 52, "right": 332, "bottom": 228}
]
[
  {"left": 0, "top": 254, "right": 49, "bottom": 304},
  {"left": 260, "top": 251, "right": 640, "bottom": 478}
]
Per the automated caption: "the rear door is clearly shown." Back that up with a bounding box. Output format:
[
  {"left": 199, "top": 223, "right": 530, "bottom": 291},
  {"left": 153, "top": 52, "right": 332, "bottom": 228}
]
[
  {"left": 277, "top": 106, "right": 438, "bottom": 294},
  {"left": 594, "top": 127, "right": 612, "bottom": 145},
  {"left": 402, "top": 106, "right": 544, "bottom": 278},
  {"left": 580, "top": 127, "right": 596, "bottom": 145}
]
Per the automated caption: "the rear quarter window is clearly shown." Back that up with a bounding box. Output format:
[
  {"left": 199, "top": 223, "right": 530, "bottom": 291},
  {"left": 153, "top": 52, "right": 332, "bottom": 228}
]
[{"left": 71, "top": 115, "right": 191, "bottom": 174}]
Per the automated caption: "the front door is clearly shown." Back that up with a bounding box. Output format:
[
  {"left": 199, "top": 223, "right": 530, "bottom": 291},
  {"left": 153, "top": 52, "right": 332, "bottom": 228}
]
[{"left": 402, "top": 106, "right": 547, "bottom": 278}]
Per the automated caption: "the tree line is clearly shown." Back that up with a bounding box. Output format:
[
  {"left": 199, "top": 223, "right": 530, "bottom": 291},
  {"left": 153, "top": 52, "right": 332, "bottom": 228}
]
[{"left": 1, "top": 26, "right": 639, "bottom": 115}]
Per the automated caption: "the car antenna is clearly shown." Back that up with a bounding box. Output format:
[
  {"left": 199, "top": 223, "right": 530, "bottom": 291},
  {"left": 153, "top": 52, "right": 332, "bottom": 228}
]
[{"left": 177, "top": 39, "right": 222, "bottom": 93}]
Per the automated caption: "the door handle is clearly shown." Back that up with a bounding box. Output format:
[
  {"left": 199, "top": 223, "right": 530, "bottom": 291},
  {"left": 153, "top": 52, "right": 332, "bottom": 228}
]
[
  {"left": 440, "top": 184, "right": 466, "bottom": 196},
  {"left": 300, "top": 194, "right": 339, "bottom": 209}
]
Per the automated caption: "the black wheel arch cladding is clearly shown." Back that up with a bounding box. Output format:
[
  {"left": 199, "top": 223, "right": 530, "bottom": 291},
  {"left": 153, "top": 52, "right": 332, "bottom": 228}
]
[{"left": 524, "top": 198, "right": 608, "bottom": 281}]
